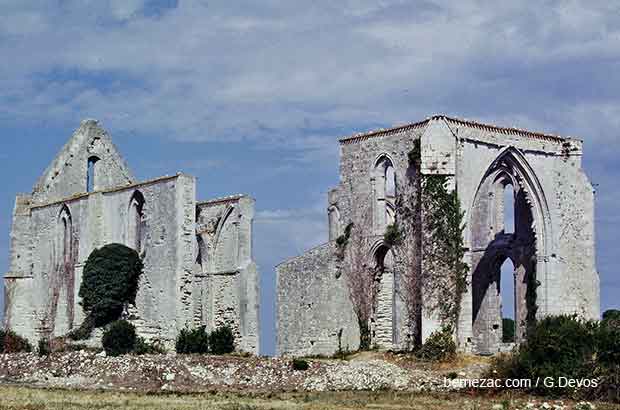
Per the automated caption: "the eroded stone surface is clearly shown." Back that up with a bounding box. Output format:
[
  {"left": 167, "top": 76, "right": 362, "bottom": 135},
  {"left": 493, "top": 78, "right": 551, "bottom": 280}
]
[
  {"left": 277, "top": 115, "right": 599, "bottom": 357},
  {"left": 3, "top": 120, "right": 260, "bottom": 354}
]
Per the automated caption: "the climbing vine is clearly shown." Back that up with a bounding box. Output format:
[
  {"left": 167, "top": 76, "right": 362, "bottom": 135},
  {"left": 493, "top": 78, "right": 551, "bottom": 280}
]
[
  {"left": 335, "top": 222, "right": 354, "bottom": 261},
  {"left": 421, "top": 174, "right": 469, "bottom": 330},
  {"left": 391, "top": 139, "right": 469, "bottom": 342}
]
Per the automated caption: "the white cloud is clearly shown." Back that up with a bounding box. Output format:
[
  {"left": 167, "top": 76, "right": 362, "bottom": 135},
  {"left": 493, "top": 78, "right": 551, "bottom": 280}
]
[
  {"left": 0, "top": 1, "right": 618, "bottom": 146},
  {"left": 110, "top": 0, "right": 146, "bottom": 20}
]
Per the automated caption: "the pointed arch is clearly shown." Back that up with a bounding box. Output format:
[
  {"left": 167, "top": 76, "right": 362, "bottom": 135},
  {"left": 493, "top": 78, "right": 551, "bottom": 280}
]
[
  {"left": 468, "top": 147, "right": 552, "bottom": 257},
  {"left": 128, "top": 190, "right": 146, "bottom": 253},
  {"left": 87, "top": 156, "right": 101, "bottom": 192},
  {"left": 213, "top": 204, "right": 236, "bottom": 251},
  {"left": 468, "top": 147, "right": 551, "bottom": 354},
  {"left": 47, "top": 204, "right": 76, "bottom": 335},
  {"left": 57, "top": 204, "right": 73, "bottom": 265},
  {"left": 371, "top": 153, "right": 397, "bottom": 233}
]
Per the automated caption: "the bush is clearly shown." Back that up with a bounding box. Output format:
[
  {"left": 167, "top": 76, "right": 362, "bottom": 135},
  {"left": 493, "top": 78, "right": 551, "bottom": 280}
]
[
  {"left": 0, "top": 329, "right": 32, "bottom": 353},
  {"left": 67, "top": 315, "right": 96, "bottom": 341},
  {"left": 603, "top": 309, "right": 620, "bottom": 327},
  {"left": 595, "top": 319, "right": 620, "bottom": 402},
  {"left": 38, "top": 338, "right": 51, "bottom": 356},
  {"left": 492, "top": 315, "right": 598, "bottom": 398},
  {"left": 518, "top": 315, "right": 596, "bottom": 396},
  {"left": 383, "top": 223, "right": 402, "bottom": 248},
  {"left": 102, "top": 320, "right": 137, "bottom": 357},
  {"left": 292, "top": 358, "right": 310, "bottom": 371},
  {"left": 135, "top": 337, "right": 166, "bottom": 355},
  {"left": 78, "top": 244, "right": 143, "bottom": 328},
  {"left": 176, "top": 327, "right": 209, "bottom": 354},
  {"left": 416, "top": 327, "right": 456, "bottom": 362},
  {"left": 502, "top": 318, "right": 515, "bottom": 343},
  {"left": 209, "top": 326, "right": 235, "bottom": 355}
]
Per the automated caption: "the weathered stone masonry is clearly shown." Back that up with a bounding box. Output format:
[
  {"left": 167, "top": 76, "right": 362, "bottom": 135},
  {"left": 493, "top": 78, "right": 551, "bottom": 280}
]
[
  {"left": 3, "top": 120, "right": 260, "bottom": 354},
  {"left": 277, "top": 115, "right": 599, "bottom": 357}
]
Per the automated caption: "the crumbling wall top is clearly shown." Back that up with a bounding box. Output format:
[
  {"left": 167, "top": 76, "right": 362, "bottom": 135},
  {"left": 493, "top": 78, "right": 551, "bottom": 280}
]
[
  {"left": 339, "top": 114, "right": 575, "bottom": 146},
  {"left": 32, "top": 119, "right": 135, "bottom": 204}
]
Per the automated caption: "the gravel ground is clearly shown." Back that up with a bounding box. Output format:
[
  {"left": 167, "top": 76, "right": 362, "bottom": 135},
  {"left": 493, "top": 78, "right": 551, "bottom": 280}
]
[{"left": 0, "top": 351, "right": 489, "bottom": 394}]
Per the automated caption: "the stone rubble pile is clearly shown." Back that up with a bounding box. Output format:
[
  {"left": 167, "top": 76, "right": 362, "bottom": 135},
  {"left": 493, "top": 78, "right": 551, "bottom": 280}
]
[{"left": 0, "top": 352, "right": 466, "bottom": 393}]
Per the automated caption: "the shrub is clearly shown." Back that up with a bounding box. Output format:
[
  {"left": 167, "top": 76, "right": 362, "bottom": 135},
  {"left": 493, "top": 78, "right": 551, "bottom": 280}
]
[
  {"left": 38, "top": 338, "right": 51, "bottom": 356},
  {"left": 134, "top": 337, "right": 166, "bottom": 355},
  {"left": 209, "top": 326, "right": 235, "bottom": 355},
  {"left": 493, "top": 315, "right": 598, "bottom": 397},
  {"left": 0, "top": 329, "right": 32, "bottom": 353},
  {"left": 176, "top": 327, "right": 209, "bottom": 354},
  {"left": 335, "top": 222, "right": 354, "bottom": 260},
  {"left": 602, "top": 309, "right": 620, "bottom": 328},
  {"left": 383, "top": 223, "right": 402, "bottom": 248},
  {"left": 502, "top": 318, "right": 515, "bottom": 343},
  {"left": 292, "top": 358, "right": 310, "bottom": 371},
  {"left": 78, "top": 244, "right": 143, "bottom": 329},
  {"left": 595, "top": 319, "right": 620, "bottom": 402},
  {"left": 102, "top": 320, "right": 137, "bottom": 357},
  {"left": 67, "top": 316, "right": 95, "bottom": 341},
  {"left": 416, "top": 327, "right": 456, "bottom": 362}
]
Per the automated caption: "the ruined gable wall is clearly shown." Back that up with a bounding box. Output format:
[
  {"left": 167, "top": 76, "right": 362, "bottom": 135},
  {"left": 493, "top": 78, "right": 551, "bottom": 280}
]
[
  {"left": 32, "top": 120, "right": 134, "bottom": 205},
  {"left": 453, "top": 122, "right": 599, "bottom": 349},
  {"left": 195, "top": 196, "right": 259, "bottom": 354},
  {"left": 276, "top": 243, "right": 358, "bottom": 357}
]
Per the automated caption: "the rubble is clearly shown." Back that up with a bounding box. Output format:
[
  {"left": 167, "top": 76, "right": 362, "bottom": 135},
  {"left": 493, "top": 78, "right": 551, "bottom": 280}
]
[{"left": 0, "top": 352, "right": 485, "bottom": 393}]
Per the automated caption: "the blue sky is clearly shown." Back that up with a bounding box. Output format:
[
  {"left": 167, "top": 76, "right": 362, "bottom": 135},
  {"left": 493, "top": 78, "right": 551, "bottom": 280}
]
[{"left": 0, "top": 1, "right": 618, "bottom": 355}]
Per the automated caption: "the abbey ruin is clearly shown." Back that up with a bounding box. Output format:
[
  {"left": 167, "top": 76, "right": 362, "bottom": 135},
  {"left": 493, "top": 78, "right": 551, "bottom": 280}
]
[
  {"left": 277, "top": 115, "right": 599, "bottom": 356},
  {"left": 3, "top": 120, "right": 260, "bottom": 353}
]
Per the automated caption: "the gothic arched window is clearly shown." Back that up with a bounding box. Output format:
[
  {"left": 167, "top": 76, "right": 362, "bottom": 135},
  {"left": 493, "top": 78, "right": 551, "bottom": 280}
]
[{"left": 128, "top": 191, "right": 145, "bottom": 253}]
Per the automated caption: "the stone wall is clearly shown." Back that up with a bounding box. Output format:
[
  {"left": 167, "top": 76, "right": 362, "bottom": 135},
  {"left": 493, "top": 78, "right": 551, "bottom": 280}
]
[
  {"left": 277, "top": 115, "right": 599, "bottom": 356},
  {"left": 195, "top": 196, "right": 260, "bottom": 353},
  {"left": 3, "top": 121, "right": 260, "bottom": 355},
  {"left": 32, "top": 120, "right": 134, "bottom": 205},
  {"left": 276, "top": 243, "right": 359, "bottom": 357}
]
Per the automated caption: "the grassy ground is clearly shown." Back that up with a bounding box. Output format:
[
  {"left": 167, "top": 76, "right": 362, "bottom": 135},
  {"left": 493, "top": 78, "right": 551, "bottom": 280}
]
[{"left": 0, "top": 386, "right": 617, "bottom": 410}]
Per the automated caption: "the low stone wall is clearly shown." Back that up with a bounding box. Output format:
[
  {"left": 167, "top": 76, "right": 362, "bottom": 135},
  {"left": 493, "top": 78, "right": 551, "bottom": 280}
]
[{"left": 276, "top": 243, "right": 359, "bottom": 357}]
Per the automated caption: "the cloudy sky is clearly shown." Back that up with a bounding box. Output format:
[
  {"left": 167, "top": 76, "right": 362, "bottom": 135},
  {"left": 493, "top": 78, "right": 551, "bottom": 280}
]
[{"left": 0, "top": 0, "right": 618, "bottom": 355}]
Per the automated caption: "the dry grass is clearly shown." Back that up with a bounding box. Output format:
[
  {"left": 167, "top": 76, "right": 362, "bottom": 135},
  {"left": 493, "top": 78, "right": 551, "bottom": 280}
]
[{"left": 0, "top": 386, "right": 617, "bottom": 410}]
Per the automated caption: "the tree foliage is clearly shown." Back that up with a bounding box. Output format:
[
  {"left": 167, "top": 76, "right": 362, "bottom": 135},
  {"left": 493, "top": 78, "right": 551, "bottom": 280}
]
[
  {"left": 492, "top": 315, "right": 613, "bottom": 399},
  {"left": 416, "top": 326, "right": 457, "bottom": 362},
  {"left": 208, "top": 326, "right": 235, "bottom": 355},
  {"left": 603, "top": 309, "right": 620, "bottom": 327},
  {"left": 175, "top": 325, "right": 235, "bottom": 355},
  {"left": 176, "top": 327, "right": 210, "bottom": 354},
  {"left": 0, "top": 329, "right": 32, "bottom": 353},
  {"left": 102, "top": 320, "right": 137, "bottom": 357},
  {"left": 78, "top": 244, "right": 143, "bottom": 331},
  {"left": 335, "top": 222, "right": 354, "bottom": 261},
  {"left": 502, "top": 318, "right": 516, "bottom": 343}
]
